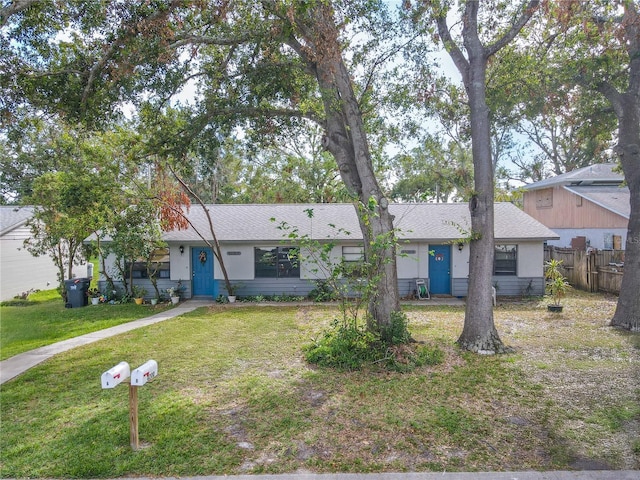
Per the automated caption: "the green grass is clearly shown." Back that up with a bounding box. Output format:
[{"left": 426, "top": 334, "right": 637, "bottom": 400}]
[
  {"left": 0, "top": 289, "right": 172, "bottom": 360},
  {"left": 587, "top": 403, "right": 640, "bottom": 432},
  {"left": 1, "top": 294, "right": 638, "bottom": 477}
]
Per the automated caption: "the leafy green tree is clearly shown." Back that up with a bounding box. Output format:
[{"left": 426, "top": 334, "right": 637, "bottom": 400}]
[
  {"left": 411, "top": 0, "right": 540, "bottom": 353},
  {"left": 25, "top": 172, "right": 87, "bottom": 295},
  {"left": 7, "top": 118, "right": 148, "bottom": 298},
  {"left": 486, "top": 33, "right": 617, "bottom": 183},
  {"left": 390, "top": 136, "right": 473, "bottom": 202},
  {"left": 1, "top": 116, "right": 60, "bottom": 203},
  {"left": 544, "top": 1, "right": 640, "bottom": 331},
  {"left": 101, "top": 200, "right": 163, "bottom": 298},
  {"left": 25, "top": 165, "right": 118, "bottom": 296},
  {"left": 3, "top": 1, "right": 407, "bottom": 332},
  {"left": 237, "top": 127, "right": 350, "bottom": 204}
]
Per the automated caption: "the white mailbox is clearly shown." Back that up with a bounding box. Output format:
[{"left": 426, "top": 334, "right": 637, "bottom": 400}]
[
  {"left": 101, "top": 361, "right": 130, "bottom": 389},
  {"left": 131, "top": 360, "right": 158, "bottom": 386}
]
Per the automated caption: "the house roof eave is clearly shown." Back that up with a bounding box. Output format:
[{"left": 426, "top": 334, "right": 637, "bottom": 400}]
[
  {"left": 521, "top": 163, "right": 624, "bottom": 191},
  {"left": 0, "top": 219, "right": 28, "bottom": 237},
  {"left": 563, "top": 185, "right": 631, "bottom": 220}
]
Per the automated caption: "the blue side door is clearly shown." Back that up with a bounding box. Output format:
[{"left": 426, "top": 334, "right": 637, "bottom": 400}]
[
  {"left": 429, "top": 245, "right": 451, "bottom": 295},
  {"left": 192, "top": 247, "right": 216, "bottom": 297}
]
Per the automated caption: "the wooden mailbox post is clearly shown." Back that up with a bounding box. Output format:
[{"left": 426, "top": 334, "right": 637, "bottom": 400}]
[{"left": 101, "top": 360, "right": 158, "bottom": 450}]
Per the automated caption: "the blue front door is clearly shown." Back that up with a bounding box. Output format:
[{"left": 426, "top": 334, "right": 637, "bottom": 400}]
[
  {"left": 429, "top": 245, "right": 451, "bottom": 295},
  {"left": 192, "top": 247, "right": 215, "bottom": 297}
]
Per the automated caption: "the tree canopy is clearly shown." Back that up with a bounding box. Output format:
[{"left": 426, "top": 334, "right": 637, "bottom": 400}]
[{"left": 2, "top": 0, "right": 637, "bottom": 335}]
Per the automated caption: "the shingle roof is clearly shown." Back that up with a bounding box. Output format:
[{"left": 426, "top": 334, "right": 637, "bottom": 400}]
[
  {"left": 522, "top": 163, "right": 623, "bottom": 190},
  {"left": 0, "top": 206, "right": 34, "bottom": 236},
  {"left": 162, "top": 202, "right": 559, "bottom": 243},
  {"left": 564, "top": 185, "right": 630, "bottom": 219}
]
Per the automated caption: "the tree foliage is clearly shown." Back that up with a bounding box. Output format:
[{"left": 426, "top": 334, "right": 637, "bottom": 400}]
[
  {"left": 485, "top": 20, "right": 617, "bottom": 182},
  {"left": 22, "top": 127, "right": 127, "bottom": 294},
  {"left": 3, "top": 0, "right": 406, "bottom": 330},
  {"left": 541, "top": 0, "right": 640, "bottom": 331},
  {"left": 390, "top": 136, "right": 473, "bottom": 202}
]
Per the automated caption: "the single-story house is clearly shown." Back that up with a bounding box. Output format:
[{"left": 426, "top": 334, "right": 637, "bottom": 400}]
[
  {"left": 94, "top": 202, "right": 559, "bottom": 300},
  {"left": 522, "top": 163, "right": 629, "bottom": 250},
  {"left": 0, "top": 206, "right": 59, "bottom": 300}
]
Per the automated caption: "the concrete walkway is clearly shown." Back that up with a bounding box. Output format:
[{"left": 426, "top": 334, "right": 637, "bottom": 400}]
[{"left": 0, "top": 299, "right": 215, "bottom": 384}]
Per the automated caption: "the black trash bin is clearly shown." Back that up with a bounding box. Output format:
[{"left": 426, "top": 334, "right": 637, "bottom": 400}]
[{"left": 64, "top": 278, "right": 91, "bottom": 308}]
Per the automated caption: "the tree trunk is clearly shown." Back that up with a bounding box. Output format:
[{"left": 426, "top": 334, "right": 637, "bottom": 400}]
[
  {"left": 434, "top": 1, "right": 538, "bottom": 352},
  {"left": 610, "top": 93, "right": 640, "bottom": 332},
  {"left": 300, "top": 3, "right": 400, "bottom": 329},
  {"left": 457, "top": 54, "right": 508, "bottom": 353},
  {"left": 612, "top": 143, "right": 640, "bottom": 332},
  {"left": 605, "top": 3, "right": 640, "bottom": 332}
]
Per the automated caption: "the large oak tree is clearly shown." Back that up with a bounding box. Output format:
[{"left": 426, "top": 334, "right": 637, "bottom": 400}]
[
  {"left": 558, "top": 1, "right": 640, "bottom": 332},
  {"left": 2, "top": 0, "right": 405, "bottom": 331}
]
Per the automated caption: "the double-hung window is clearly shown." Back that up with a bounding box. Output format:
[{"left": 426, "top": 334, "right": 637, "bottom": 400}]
[
  {"left": 494, "top": 244, "right": 517, "bottom": 276},
  {"left": 342, "top": 246, "right": 364, "bottom": 264},
  {"left": 341, "top": 245, "right": 366, "bottom": 278}
]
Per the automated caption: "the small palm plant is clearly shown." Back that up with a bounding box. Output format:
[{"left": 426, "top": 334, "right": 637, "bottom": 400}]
[{"left": 544, "top": 259, "right": 570, "bottom": 311}]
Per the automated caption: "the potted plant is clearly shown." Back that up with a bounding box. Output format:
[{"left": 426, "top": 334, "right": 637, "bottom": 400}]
[
  {"left": 545, "top": 259, "right": 570, "bottom": 312},
  {"left": 132, "top": 285, "right": 147, "bottom": 305},
  {"left": 166, "top": 286, "right": 179, "bottom": 304},
  {"left": 167, "top": 280, "right": 184, "bottom": 305},
  {"left": 226, "top": 282, "right": 242, "bottom": 303},
  {"left": 87, "top": 287, "right": 101, "bottom": 305}
]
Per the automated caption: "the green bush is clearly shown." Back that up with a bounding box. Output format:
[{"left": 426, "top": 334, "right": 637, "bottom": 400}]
[
  {"left": 307, "top": 280, "right": 337, "bottom": 302},
  {"left": 379, "top": 311, "right": 412, "bottom": 345},
  {"left": 304, "top": 319, "right": 378, "bottom": 370},
  {"left": 304, "top": 312, "right": 442, "bottom": 372}
]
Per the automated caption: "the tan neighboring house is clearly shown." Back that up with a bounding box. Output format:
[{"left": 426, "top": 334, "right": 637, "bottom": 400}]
[{"left": 522, "top": 163, "right": 629, "bottom": 250}]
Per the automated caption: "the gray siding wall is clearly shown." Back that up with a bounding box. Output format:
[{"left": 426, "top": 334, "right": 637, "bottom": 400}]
[
  {"left": 453, "top": 277, "right": 544, "bottom": 297},
  {"left": 219, "top": 278, "right": 314, "bottom": 298},
  {"left": 102, "top": 276, "right": 544, "bottom": 300},
  {"left": 399, "top": 278, "right": 421, "bottom": 298}
]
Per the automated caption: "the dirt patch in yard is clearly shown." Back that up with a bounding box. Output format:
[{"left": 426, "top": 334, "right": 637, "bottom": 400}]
[
  {"left": 495, "top": 294, "right": 640, "bottom": 470},
  {"left": 280, "top": 293, "right": 640, "bottom": 472}
]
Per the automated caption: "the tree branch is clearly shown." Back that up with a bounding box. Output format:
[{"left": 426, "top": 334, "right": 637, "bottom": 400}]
[
  {"left": 486, "top": 0, "right": 540, "bottom": 58},
  {"left": 435, "top": 13, "right": 469, "bottom": 85},
  {"left": 0, "top": 0, "right": 38, "bottom": 27},
  {"left": 168, "top": 34, "right": 253, "bottom": 49},
  {"left": 80, "top": 2, "right": 183, "bottom": 113},
  {"left": 202, "top": 104, "right": 323, "bottom": 126},
  {"left": 358, "top": 34, "right": 418, "bottom": 108},
  {"left": 595, "top": 81, "right": 624, "bottom": 118}
]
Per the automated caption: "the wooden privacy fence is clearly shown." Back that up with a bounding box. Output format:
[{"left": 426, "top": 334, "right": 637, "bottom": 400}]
[{"left": 544, "top": 247, "right": 625, "bottom": 294}]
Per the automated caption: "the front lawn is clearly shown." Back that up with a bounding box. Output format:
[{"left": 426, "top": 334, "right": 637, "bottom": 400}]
[
  {"left": 0, "top": 289, "right": 173, "bottom": 360},
  {"left": 1, "top": 291, "right": 638, "bottom": 477}
]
